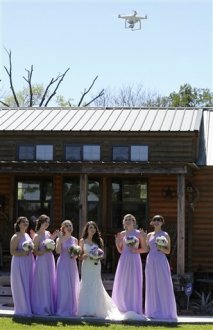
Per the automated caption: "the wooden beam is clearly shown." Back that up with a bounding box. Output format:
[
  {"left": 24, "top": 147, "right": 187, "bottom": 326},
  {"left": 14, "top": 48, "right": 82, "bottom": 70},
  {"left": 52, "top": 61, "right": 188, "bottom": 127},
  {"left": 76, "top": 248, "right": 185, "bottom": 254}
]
[
  {"left": 177, "top": 174, "right": 185, "bottom": 275},
  {"left": 79, "top": 174, "right": 88, "bottom": 238}
]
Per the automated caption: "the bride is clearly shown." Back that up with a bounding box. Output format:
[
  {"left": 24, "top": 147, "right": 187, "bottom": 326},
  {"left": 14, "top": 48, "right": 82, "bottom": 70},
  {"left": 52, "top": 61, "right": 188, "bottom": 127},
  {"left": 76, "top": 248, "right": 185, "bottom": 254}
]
[{"left": 78, "top": 221, "right": 147, "bottom": 321}]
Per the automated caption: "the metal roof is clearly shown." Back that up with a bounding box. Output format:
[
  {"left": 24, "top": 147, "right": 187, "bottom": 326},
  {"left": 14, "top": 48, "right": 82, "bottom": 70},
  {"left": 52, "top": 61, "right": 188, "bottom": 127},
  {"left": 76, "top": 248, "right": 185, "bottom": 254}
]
[
  {"left": 0, "top": 107, "right": 202, "bottom": 132},
  {"left": 197, "top": 108, "right": 213, "bottom": 166}
]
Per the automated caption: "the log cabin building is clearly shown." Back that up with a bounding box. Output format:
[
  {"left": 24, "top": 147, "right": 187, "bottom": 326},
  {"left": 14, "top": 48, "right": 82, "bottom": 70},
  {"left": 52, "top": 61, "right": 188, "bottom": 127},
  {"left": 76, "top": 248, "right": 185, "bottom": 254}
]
[{"left": 0, "top": 107, "right": 213, "bottom": 284}]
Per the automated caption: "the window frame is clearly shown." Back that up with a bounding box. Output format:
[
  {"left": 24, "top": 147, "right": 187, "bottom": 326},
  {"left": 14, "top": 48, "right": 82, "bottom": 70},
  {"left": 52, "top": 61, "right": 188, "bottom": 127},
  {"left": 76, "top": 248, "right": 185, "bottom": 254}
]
[
  {"left": 18, "top": 144, "right": 54, "bottom": 161},
  {"left": 112, "top": 145, "right": 148, "bottom": 162},
  {"left": 64, "top": 144, "right": 101, "bottom": 162}
]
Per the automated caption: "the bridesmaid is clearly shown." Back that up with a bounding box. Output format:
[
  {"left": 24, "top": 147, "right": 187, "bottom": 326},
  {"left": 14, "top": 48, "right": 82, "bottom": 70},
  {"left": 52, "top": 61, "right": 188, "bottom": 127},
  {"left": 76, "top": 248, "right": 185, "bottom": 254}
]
[
  {"left": 55, "top": 220, "right": 80, "bottom": 316},
  {"left": 10, "top": 216, "right": 34, "bottom": 316},
  {"left": 112, "top": 214, "right": 147, "bottom": 314},
  {"left": 145, "top": 214, "right": 177, "bottom": 320},
  {"left": 31, "top": 214, "right": 56, "bottom": 316}
]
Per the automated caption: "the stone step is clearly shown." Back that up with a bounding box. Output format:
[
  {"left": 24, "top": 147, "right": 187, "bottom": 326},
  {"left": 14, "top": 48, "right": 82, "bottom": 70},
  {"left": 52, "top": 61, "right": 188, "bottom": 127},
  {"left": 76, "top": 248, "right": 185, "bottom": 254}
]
[
  {"left": 0, "top": 275, "right": 10, "bottom": 286},
  {"left": 0, "top": 286, "right": 12, "bottom": 296},
  {"left": 0, "top": 296, "right": 13, "bottom": 305}
]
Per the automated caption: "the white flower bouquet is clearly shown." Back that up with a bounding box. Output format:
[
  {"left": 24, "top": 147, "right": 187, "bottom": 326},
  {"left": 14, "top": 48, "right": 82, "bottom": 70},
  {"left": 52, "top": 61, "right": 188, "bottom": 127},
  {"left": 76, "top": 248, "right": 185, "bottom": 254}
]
[
  {"left": 68, "top": 245, "right": 82, "bottom": 258},
  {"left": 42, "top": 238, "right": 55, "bottom": 251},
  {"left": 155, "top": 235, "right": 168, "bottom": 250},
  {"left": 22, "top": 240, "right": 34, "bottom": 252},
  {"left": 125, "top": 235, "right": 139, "bottom": 248},
  {"left": 89, "top": 246, "right": 104, "bottom": 265}
]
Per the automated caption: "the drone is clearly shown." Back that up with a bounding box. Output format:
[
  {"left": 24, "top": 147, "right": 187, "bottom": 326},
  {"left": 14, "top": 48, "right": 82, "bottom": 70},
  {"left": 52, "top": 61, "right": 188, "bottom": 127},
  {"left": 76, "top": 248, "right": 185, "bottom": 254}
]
[{"left": 118, "top": 10, "right": 147, "bottom": 31}]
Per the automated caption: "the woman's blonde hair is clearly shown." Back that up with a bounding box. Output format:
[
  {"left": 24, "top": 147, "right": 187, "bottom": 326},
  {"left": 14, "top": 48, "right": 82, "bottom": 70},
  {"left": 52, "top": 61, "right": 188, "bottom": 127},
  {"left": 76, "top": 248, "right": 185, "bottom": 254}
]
[
  {"left": 60, "top": 220, "right": 73, "bottom": 235},
  {"left": 122, "top": 213, "right": 137, "bottom": 229}
]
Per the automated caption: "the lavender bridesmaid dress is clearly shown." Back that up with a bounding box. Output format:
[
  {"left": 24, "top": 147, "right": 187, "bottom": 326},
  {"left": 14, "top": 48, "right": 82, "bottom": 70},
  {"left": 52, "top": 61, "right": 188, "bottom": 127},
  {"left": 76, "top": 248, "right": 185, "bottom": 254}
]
[
  {"left": 112, "top": 229, "right": 143, "bottom": 314},
  {"left": 32, "top": 231, "right": 56, "bottom": 315},
  {"left": 56, "top": 237, "right": 80, "bottom": 316},
  {"left": 145, "top": 231, "right": 177, "bottom": 320},
  {"left": 10, "top": 233, "right": 35, "bottom": 316}
]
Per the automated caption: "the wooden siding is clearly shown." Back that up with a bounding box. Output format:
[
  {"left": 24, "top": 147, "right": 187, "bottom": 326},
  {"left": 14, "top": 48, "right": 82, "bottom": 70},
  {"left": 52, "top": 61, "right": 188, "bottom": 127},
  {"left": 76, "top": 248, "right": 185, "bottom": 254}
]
[
  {"left": 148, "top": 174, "right": 178, "bottom": 271},
  {"left": 0, "top": 175, "right": 14, "bottom": 251},
  {"left": 0, "top": 175, "right": 10, "bottom": 216},
  {"left": 0, "top": 132, "right": 198, "bottom": 163},
  {"left": 191, "top": 168, "right": 213, "bottom": 272}
]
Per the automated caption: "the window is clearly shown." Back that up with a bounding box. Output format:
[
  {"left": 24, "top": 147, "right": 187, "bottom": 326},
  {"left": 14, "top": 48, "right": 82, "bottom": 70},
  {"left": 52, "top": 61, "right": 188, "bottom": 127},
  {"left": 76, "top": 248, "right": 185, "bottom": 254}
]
[
  {"left": 111, "top": 179, "right": 148, "bottom": 229},
  {"left": 65, "top": 146, "right": 81, "bottom": 161},
  {"left": 112, "top": 146, "right": 129, "bottom": 161},
  {"left": 18, "top": 145, "right": 53, "bottom": 161},
  {"left": 83, "top": 145, "right": 100, "bottom": 161},
  {"left": 65, "top": 145, "right": 100, "bottom": 161},
  {"left": 19, "top": 145, "right": 34, "bottom": 160},
  {"left": 17, "top": 180, "right": 53, "bottom": 227},
  {"left": 131, "top": 145, "right": 148, "bottom": 161},
  {"left": 112, "top": 145, "right": 148, "bottom": 162},
  {"left": 36, "top": 145, "right": 53, "bottom": 160},
  {"left": 63, "top": 178, "right": 100, "bottom": 236}
]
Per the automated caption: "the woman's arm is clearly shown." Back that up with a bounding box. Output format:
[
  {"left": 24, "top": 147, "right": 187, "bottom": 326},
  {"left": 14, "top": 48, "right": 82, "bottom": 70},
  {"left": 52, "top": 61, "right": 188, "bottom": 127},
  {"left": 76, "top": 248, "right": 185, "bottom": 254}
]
[
  {"left": 55, "top": 237, "right": 62, "bottom": 254},
  {"left": 79, "top": 238, "right": 88, "bottom": 260},
  {"left": 158, "top": 233, "right": 171, "bottom": 255},
  {"left": 131, "top": 229, "right": 149, "bottom": 254},
  {"left": 115, "top": 232, "right": 123, "bottom": 254},
  {"left": 10, "top": 235, "right": 29, "bottom": 257},
  {"left": 55, "top": 230, "right": 63, "bottom": 254},
  {"left": 33, "top": 234, "right": 46, "bottom": 256}
]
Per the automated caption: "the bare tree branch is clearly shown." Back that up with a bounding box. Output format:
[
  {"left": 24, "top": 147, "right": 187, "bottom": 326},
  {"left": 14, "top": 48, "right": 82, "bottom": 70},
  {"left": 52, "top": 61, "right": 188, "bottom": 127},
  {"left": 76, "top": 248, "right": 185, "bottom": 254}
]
[
  {"left": 78, "top": 75, "right": 99, "bottom": 107},
  {"left": 4, "top": 49, "right": 19, "bottom": 107},
  {"left": 23, "top": 65, "right": 33, "bottom": 106},
  {"left": 84, "top": 89, "right": 104, "bottom": 107},
  {"left": 0, "top": 100, "right": 10, "bottom": 107},
  {"left": 38, "top": 68, "right": 70, "bottom": 107}
]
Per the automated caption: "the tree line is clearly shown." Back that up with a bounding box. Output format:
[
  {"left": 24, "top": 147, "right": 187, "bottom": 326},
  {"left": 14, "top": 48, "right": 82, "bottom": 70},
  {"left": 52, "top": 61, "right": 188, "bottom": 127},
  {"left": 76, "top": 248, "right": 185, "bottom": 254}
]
[{"left": 0, "top": 49, "right": 212, "bottom": 108}]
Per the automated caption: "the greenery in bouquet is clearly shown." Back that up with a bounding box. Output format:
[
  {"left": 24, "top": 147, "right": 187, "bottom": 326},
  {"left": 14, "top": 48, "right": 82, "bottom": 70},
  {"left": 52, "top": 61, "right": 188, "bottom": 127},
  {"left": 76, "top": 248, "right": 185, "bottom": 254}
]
[{"left": 68, "top": 245, "right": 82, "bottom": 258}]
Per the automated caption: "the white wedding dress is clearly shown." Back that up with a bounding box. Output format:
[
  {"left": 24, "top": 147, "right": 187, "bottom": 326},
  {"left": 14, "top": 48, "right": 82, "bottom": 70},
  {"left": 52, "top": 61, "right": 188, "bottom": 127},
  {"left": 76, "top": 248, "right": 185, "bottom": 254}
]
[{"left": 78, "top": 243, "right": 148, "bottom": 321}]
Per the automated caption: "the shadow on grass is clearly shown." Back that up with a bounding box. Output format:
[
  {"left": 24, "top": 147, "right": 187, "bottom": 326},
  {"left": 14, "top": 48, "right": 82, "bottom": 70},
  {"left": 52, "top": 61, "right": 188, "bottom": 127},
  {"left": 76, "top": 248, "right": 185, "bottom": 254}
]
[{"left": 10, "top": 315, "right": 180, "bottom": 328}]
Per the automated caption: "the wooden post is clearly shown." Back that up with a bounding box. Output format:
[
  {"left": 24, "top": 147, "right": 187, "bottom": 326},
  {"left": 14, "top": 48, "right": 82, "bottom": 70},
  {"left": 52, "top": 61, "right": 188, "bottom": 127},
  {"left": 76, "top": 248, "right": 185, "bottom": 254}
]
[
  {"left": 79, "top": 174, "right": 88, "bottom": 238},
  {"left": 177, "top": 174, "right": 185, "bottom": 275}
]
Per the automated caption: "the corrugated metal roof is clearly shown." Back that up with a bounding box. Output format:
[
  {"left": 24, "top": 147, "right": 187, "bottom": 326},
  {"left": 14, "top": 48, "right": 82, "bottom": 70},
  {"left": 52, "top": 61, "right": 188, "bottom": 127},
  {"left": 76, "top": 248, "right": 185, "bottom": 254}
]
[
  {"left": 197, "top": 108, "right": 213, "bottom": 166},
  {"left": 0, "top": 107, "right": 203, "bottom": 132}
]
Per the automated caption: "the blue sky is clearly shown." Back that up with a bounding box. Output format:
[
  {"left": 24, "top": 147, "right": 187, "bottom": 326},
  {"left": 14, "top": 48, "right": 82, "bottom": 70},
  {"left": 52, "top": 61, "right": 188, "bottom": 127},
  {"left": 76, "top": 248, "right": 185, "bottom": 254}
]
[{"left": 0, "top": 0, "right": 212, "bottom": 105}]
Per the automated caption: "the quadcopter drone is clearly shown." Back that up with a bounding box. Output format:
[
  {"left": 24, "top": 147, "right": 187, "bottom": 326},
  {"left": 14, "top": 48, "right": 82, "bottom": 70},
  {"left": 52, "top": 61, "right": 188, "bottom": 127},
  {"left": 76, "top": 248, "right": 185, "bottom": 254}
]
[{"left": 118, "top": 10, "right": 147, "bottom": 31}]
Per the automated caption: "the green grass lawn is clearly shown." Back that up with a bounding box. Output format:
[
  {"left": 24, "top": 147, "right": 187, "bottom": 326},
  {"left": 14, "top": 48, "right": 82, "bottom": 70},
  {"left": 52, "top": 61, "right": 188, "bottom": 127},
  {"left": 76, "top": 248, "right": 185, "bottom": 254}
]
[{"left": 0, "top": 318, "right": 212, "bottom": 330}]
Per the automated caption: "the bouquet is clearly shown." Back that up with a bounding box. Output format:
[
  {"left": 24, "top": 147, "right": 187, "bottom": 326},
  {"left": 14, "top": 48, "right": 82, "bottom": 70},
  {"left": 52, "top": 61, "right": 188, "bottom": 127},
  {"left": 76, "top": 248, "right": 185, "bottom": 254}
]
[
  {"left": 42, "top": 238, "right": 55, "bottom": 251},
  {"left": 68, "top": 245, "right": 82, "bottom": 258},
  {"left": 22, "top": 240, "right": 34, "bottom": 252},
  {"left": 125, "top": 235, "right": 139, "bottom": 248},
  {"left": 155, "top": 235, "right": 168, "bottom": 250},
  {"left": 89, "top": 246, "right": 104, "bottom": 265}
]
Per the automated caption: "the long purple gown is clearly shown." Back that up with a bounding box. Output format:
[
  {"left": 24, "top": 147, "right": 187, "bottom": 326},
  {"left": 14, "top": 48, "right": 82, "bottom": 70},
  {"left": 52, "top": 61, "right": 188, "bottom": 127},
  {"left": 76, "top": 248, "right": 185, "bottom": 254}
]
[
  {"left": 32, "top": 231, "right": 56, "bottom": 315},
  {"left": 56, "top": 237, "right": 80, "bottom": 316},
  {"left": 10, "top": 233, "right": 35, "bottom": 316},
  {"left": 112, "top": 229, "right": 143, "bottom": 314},
  {"left": 145, "top": 230, "right": 177, "bottom": 320}
]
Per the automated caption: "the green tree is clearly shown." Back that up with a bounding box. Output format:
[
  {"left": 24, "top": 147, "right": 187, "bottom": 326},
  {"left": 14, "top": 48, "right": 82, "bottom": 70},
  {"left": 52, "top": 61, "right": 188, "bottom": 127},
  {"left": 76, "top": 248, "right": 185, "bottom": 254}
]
[
  {"left": 164, "top": 84, "right": 213, "bottom": 107},
  {"left": 94, "top": 83, "right": 213, "bottom": 108}
]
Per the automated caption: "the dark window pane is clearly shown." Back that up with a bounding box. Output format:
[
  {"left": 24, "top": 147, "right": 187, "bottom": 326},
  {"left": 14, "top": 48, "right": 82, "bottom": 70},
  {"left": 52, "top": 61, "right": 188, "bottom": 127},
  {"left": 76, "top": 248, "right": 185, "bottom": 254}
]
[
  {"left": 64, "top": 180, "right": 80, "bottom": 236},
  {"left": 19, "top": 145, "right": 34, "bottom": 160},
  {"left": 112, "top": 147, "right": 129, "bottom": 161},
  {"left": 65, "top": 146, "right": 81, "bottom": 161},
  {"left": 111, "top": 180, "right": 147, "bottom": 229}
]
